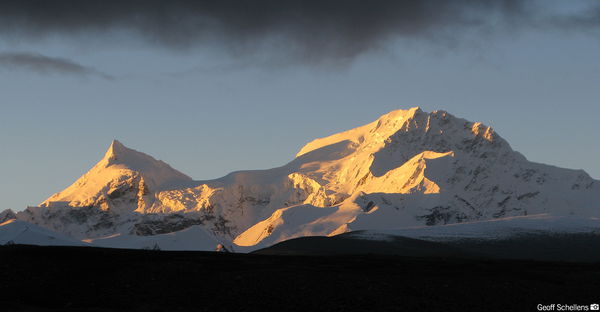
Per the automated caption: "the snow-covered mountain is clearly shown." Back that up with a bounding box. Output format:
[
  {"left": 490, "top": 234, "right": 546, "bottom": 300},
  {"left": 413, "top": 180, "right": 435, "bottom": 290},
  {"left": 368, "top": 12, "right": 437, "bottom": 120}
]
[
  {"left": 42, "top": 139, "right": 193, "bottom": 211},
  {"left": 4, "top": 107, "right": 599, "bottom": 251}
]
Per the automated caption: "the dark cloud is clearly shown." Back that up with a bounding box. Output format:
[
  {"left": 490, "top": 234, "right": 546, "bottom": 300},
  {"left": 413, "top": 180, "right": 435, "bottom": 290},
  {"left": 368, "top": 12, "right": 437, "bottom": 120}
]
[
  {"left": 0, "top": 0, "right": 596, "bottom": 65},
  {"left": 0, "top": 52, "right": 113, "bottom": 79},
  {"left": 545, "top": 4, "right": 600, "bottom": 32}
]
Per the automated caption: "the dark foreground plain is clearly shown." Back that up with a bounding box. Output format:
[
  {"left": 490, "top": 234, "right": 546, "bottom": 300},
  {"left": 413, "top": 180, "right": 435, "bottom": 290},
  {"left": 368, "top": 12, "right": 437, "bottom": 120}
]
[
  {"left": 257, "top": 232, "right": 600, "bottom": 262},
  {"left": 1, "top": 245, "right": 599, "bottom": 312}
]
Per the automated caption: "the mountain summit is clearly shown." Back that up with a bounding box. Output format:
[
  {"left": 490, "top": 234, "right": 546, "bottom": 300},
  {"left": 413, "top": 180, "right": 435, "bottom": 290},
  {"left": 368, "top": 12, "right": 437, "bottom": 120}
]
[
  {"left": 9, "top": 108, "right": 599, "bottom": 249},
  {"left": 40, "top": 139, "right": 191, "bottom": 211},
  {"left": 102, "top": 139, "right": 192, "bottom": 190}
]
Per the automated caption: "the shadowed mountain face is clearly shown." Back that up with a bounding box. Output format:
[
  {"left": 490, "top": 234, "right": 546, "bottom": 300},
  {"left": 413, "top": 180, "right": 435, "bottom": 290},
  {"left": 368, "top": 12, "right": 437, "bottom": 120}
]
[{"left": 5, "top": 107, "right": 599, "bottom": 251}]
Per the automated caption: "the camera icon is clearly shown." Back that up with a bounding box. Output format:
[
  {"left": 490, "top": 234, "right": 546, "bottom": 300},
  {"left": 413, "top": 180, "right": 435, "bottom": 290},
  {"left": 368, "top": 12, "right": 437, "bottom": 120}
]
[{"left": 591, "top": 303, "right": 599, "bottom": 311}]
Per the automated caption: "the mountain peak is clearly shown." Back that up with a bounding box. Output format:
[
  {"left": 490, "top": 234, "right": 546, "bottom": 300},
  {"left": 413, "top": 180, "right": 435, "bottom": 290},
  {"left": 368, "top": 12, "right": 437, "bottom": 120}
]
[
  {"left": 376, "top": 106, "right": 422, "bottom": 122},
  {"left": 110, "top": 139, "right": 125, "bottom": 150},
  {"left": 99, "top": 140, "right": 192, "bottom": 187},
  {"left": 104, "top": 139, "right": 132, "bottom": 161},
  {"left": 296, "top": 107, "right": 425, "bottom": 157},
  {"left": 102, "top": 140, "right": 165, "bottom": 169},
  {"left": 39, "top": 140, "right": 193, "bottom": 209}
]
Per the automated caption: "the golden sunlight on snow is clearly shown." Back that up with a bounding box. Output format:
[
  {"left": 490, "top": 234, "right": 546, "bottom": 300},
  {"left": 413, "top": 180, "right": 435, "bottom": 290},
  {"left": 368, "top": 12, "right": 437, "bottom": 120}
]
[{"left": 19, "top": 107, "right": 600, "bottom": 250}]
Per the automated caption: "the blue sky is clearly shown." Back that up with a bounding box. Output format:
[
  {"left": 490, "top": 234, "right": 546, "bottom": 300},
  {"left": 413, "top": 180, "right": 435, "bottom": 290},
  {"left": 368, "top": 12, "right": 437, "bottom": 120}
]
[{"left": 0, "top": 1, "right": 599, "bottom": 211}]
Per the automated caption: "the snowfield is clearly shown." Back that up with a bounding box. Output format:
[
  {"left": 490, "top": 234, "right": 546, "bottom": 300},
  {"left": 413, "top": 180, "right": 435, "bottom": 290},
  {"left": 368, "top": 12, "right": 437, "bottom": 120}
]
[
  {"left": 0, "top": 219, "right": 85, "bottom": 247},
  {"left": 84, "top": 225, "right": 227, "bottom": 251},
  {"left": 347, "top": 214, "right": 600, "bottom": 242}
]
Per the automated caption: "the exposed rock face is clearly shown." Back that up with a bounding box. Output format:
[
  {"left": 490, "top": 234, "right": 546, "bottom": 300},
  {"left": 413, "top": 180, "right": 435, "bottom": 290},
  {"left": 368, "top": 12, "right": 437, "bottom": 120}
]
[
  {"left": 0, "top": 209, "right": 17, "bottom": 223},
  {"left": 8, "top": 108, "right": 599, "bottom": 249}
]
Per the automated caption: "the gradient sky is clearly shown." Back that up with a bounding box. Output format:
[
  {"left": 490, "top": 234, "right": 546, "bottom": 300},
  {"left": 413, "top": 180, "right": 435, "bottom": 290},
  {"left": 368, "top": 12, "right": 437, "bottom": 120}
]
[{"left": 0, "top": 1, "right": 599, "bottom": 211}]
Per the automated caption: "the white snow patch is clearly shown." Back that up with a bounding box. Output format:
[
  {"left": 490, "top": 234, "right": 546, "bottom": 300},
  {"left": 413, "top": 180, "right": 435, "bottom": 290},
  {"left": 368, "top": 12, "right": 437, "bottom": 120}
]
[{"left": 0, "top": 219, "right": 86, "bottom": 246}]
